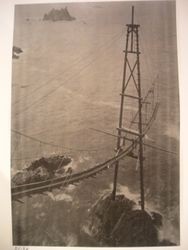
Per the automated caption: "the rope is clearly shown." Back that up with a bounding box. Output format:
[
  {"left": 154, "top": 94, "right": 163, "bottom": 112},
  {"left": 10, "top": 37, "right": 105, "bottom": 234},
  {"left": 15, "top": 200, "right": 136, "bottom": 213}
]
[{"left": 11, "top": 129, "right": 109, "bottom": 153}]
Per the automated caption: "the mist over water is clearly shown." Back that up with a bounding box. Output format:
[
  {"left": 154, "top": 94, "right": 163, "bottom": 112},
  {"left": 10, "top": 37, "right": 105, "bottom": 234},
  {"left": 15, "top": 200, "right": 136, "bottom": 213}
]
[{"left": 11, "top": 1, "right": 179, "bottom": 246}]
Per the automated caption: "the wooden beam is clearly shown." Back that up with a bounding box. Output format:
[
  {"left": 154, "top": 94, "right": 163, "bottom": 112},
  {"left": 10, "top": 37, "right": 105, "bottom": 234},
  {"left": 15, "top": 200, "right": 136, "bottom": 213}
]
[
  {"left": 117, "top": 127, "right": 142, "bottom": 137},
  {"left": 131, "top": 121, "right": 148, "bottom": 126},
  {"left": 120, "top": 93, "right": 142, "bottom": 100}
]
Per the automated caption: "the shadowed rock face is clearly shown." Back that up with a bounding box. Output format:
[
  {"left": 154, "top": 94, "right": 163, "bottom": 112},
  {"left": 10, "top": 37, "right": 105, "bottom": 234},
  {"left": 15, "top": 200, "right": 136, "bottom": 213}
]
[
  {"left": 43, "top": 7, "right": 76, "bottom": 22},
  {"left": 12, "top": 155, "right": 72, "bottom": 186},
  {"left": 89, "top": 194, "right": 175, "bottom": 247}
]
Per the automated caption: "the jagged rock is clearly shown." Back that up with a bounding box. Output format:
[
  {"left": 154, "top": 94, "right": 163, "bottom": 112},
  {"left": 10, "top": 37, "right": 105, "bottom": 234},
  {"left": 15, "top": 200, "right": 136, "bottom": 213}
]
[
  {"left": 43, "top": 7, "right": 75, "bottom": 22},
  {"left": 12, "top": 170, "right": 33, "bottom": 185},
  {"left": 150, "top": 211, "right": 163, "bottom": 228},
  {"left": 13, "top": 46, "right": 23, "bottom": 54},
  {"left": 111, "top": 209, "right": 159, "bottom": 246},
  {"left": 12, "top": 155, "right": 72, "bottom": 186},
  {"left": 12, "top": 167, "right": 51, "bottom": 185},
  {"left": 28, "top": 155, "right": 71, "bottom": 172},
  {"left": 31, "top": 166, "right": 51, "bottom": 182},
  {"left": 89, "top": 193, "right": 175, "bottom": 246}
]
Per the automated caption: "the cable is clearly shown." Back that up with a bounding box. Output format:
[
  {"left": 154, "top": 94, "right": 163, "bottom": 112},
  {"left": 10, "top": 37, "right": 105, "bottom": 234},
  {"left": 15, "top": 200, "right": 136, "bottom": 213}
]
[
  {"left": 11, "top": 129, "right": 110, "bottom": 152},
  {"left": 13, "top": 30, "right": 124, "bottom": 116},
  {"left": 90, "top": 127, "right": 177, "bottom": 155},
  {"left": 14, "top": 31, "right": 123, "bottom": 116},
  {"left": 143, "top": 142, "right": 177, "bottom": 155},
  {"left": 13, "top": 51, "right": 85, "bottom": 106}
]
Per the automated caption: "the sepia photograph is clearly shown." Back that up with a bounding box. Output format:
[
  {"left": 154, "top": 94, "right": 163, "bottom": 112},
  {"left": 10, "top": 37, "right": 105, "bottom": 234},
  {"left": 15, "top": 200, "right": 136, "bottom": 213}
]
[{"left": 10, "top": 0, "right": 179, "bottom": 247}]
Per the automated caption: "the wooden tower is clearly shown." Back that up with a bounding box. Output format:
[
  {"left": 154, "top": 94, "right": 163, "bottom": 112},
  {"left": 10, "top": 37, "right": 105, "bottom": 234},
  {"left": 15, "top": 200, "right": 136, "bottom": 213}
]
[{"left": 112, "top": 6, "right": 145, "bottom": 211}]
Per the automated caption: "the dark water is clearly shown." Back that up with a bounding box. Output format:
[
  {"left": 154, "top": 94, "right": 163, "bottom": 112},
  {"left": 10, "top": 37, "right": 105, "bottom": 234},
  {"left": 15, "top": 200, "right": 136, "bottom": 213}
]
[{"left": 11, "top": 1, "right": 179, "bottom": 246}]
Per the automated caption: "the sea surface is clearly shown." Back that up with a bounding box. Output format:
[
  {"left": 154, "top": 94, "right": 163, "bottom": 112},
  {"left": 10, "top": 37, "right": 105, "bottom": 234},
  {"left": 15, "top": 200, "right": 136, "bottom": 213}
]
[{"left": 11, "top": 1, "right": 179, "bottom": 246}]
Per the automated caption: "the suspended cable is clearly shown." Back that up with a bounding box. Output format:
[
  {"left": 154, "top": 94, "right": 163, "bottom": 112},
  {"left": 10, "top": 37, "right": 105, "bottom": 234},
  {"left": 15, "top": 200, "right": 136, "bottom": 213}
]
[
  {"left": 143, "top": 143, "right": 178, "bottom": 155},
  {"left": 13, "top": 30, "right": 124, "bottom": 116},
  {"left": 90, "top": 127, "right": 177, "bottom": 155},
  {"left": 13, "top": 51, "right": 86, "bottom": 106},
  {"left": 129, "top": 76, "right": 159, "bottom": 129},
  {"left": 11, "top": 129, "right": 109, "bottom": 152}
]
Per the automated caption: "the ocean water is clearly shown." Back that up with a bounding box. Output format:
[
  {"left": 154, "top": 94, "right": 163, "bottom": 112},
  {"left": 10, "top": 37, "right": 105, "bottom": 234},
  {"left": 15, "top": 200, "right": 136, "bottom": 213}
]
[{"left": 11, "top": 1, "right": 179, "bottom": 246}]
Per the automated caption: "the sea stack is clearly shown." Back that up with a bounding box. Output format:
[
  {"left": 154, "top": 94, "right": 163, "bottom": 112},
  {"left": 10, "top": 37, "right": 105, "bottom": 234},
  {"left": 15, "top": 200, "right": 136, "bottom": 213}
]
[{"left": 43, "top": 7, "right": 76, "bottom": 22}]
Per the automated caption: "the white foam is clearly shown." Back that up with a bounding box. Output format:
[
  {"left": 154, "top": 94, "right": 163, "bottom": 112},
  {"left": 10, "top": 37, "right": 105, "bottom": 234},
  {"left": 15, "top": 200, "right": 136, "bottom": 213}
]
[
  {"left": 78, "top": 154, "right": 91, "bottom": 164},
  {"left": 32, "top": 202, "right": 43, "bottom": 208},
  {"left": 64, "top": 158, "right": 77, "bottom": 171},
  {"left": 109, "top": 183, "right": 140, "bottom": 203},
  {"left": 64, "top": 233, "right": 78, "bottom": 246},
  {"left": 81, "top": 224, "right": 92, "bottom": 237},
  {"left": 65, "top": 184, "right": 76, "bottom": 192},
  {"left": 46, "top": 191, "right": 73, "bottom": 202}
]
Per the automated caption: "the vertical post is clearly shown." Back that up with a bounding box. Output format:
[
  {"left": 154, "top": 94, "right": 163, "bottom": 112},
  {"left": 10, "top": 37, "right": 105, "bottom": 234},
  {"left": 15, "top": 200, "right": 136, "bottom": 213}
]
[
  {"left": 112, "top": 29, "right": 129, "bottom": 201},
  {"left": 131, "top": 6, "right": 134, "bottom": 52},
  {"left": 112, "top": 8, "right": 133, "bottom": 201},
  {"left": 136, "top": 29, "right": 145, "bottom": 211}
]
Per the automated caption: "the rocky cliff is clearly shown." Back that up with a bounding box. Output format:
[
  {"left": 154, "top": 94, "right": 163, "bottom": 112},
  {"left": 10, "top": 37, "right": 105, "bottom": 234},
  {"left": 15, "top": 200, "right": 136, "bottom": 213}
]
[{"left": 88, "top": 193, "right": 175, "bottom": 246}]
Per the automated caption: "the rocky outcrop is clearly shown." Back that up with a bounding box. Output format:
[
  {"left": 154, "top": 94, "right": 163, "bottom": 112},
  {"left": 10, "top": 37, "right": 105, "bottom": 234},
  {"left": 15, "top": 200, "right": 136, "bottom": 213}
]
[
  {"left": 12, "top": 46, "right": 23, "bottom": 59},
  {"left": 88, "top": 194, "right": 175, "bottom": 246},
  {"left": 43, "top": 7, "right": 75, "bottom": 22},
  {"left": 12, "top": 155, "right": 72, "bottom": 186},
  {"left": 12, "top": 166, "right": 51, "bottom": 185}
]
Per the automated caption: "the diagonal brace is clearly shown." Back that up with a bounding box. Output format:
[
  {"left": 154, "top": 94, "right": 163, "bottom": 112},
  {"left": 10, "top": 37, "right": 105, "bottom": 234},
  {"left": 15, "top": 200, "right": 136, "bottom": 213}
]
[
  {"left": 123, "top": 59, "right": 137, "bottom": 92},
  {"left": 127, "top": 59, "right": 139, "bottom": 93}
]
